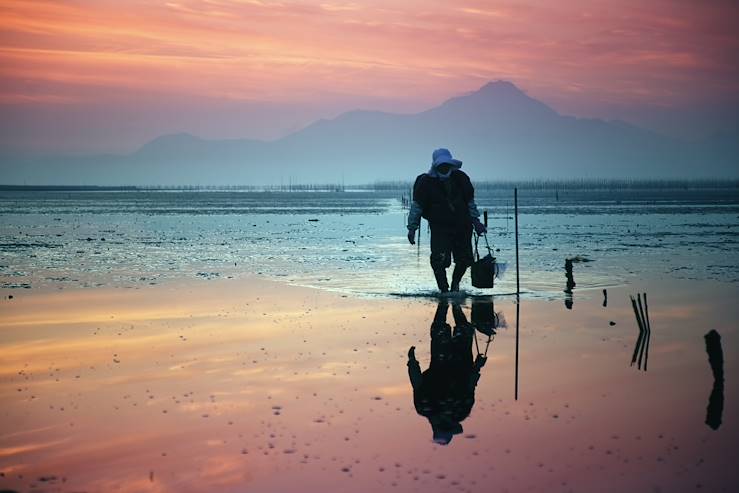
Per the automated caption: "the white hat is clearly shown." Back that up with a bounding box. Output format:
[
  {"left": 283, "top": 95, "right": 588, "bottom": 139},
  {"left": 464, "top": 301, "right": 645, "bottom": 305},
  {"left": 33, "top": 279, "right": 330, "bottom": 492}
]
[{"left": 431, "top": 148, "right": 462, "bottom": 168}]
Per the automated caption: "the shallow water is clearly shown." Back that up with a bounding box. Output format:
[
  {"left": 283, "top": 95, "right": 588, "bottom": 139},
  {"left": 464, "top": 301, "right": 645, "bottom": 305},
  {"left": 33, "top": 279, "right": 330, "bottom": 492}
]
[
  {"left": 0, "top": 188, "right": 738, "bottom": 492},
  {"left": 0, "top": 276, "right": 737, "bottom": 492},
  {"left": 0, "top": 189, "right": 737, "bottom": 297}
]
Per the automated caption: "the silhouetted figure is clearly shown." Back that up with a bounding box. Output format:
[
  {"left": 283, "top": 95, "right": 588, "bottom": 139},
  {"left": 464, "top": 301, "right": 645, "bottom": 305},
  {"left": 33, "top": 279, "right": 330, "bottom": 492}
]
[
  {"left": 407, "top": 301, "right": 486, "bottom": 444},
  {"left": 407, "top": 149, "right": 486, "bottom": 292},
  {"left": 602, "top": 288, "right": 608, "bottom": 307},
  {"left": 564, "top": 258, "right": 576, "bottom": 309},
  {"left": 704, "top": 329, "right": 724, "bottom": 430}
]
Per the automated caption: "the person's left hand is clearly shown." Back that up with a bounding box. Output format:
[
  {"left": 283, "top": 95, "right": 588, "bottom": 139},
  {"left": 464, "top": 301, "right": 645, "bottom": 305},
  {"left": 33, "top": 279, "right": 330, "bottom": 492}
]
[
  {"left": 475, "top": 354, "right": 487, "bottom": 368},
  {"left": 473, "top": 220, "right": 487, "bottom": 235}
]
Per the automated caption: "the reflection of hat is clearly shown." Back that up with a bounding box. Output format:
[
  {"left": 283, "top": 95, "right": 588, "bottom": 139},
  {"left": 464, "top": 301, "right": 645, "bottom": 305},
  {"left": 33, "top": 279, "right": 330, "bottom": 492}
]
[
  {"left": 431, "top": 419, "right": 463, "bottom": 445},
  {"left": 431, "top": 148, "right": 462, "bottom": 168},
  {"left": 433, "top": 430, "right": 454, "bottom": 445}
]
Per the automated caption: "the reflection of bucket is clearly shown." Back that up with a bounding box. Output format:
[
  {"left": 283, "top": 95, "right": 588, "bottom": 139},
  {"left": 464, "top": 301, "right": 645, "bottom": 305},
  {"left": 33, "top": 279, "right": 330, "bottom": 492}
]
[{"left": 472, "top": 301, "right": 497, "bottom": 335}]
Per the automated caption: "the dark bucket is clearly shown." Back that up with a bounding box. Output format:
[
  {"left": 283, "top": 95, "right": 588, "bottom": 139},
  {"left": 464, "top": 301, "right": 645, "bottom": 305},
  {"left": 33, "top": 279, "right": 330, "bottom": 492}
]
[
  {"left": 471, "top": 300, "right": 497, "bottom": 335},
  {"left": 471, "top": 232, "right": 496, "bottom": 289},
  {"left": 471, "top": 253, "right": 496, "bottom": 288}
]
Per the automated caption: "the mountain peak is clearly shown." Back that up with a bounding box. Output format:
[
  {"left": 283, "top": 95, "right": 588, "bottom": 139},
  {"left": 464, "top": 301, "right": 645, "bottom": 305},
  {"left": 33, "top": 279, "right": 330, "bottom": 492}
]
[
  {"left": 478, "top": 80, "right": 524, "bottom": 95},
  {"left": 471, "top": 80, "right": 538, "bottom": 104},
  {"left": 427, "top": 79, "right": 557, "bottom": 119}
]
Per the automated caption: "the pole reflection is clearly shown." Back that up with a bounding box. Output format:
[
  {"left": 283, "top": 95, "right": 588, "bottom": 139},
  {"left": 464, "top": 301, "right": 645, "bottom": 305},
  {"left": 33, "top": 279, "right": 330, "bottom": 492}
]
[{"left": 704, "top": 329, "right": 724, "bottom": 431}]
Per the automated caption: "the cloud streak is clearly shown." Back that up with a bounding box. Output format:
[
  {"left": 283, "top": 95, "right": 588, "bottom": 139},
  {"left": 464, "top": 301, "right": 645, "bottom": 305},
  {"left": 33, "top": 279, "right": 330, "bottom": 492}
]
[{"left": 0, "top": 0, "right": 737, "bottom": 151}]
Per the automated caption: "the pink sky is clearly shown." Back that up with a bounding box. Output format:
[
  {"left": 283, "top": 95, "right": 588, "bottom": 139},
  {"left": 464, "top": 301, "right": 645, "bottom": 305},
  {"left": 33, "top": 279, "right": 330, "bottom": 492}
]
[{"left": 1, "top": 0, "right": 737, "bottom": 153}]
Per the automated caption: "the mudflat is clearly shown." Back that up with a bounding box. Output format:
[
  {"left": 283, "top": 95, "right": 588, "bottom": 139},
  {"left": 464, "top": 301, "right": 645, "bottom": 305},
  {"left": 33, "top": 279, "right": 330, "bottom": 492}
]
[{"left": 1, "top": 275, "right": 736, "bottom": 492}]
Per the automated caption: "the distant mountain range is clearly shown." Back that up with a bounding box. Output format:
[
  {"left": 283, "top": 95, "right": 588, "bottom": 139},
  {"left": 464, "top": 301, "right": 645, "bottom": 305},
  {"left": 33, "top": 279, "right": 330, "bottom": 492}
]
[{"left": 2, "top": 81, "right": 737, "bottom": 185}]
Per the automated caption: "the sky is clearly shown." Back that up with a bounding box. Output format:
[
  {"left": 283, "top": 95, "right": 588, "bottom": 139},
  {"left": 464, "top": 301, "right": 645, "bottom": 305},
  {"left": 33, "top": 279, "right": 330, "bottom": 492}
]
[{"left": 1, "top": 0, "right": 738, "bottom": 154}]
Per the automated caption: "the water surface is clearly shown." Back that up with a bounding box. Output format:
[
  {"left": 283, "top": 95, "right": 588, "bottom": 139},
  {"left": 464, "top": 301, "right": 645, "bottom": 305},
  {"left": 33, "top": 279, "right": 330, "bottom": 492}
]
[{"left": 0, "top": 187, "right": 737, "bottom": 492}]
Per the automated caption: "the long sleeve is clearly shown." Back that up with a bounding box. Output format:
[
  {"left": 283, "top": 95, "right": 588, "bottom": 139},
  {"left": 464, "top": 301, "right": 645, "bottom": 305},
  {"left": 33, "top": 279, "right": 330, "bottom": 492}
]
[
  {"left": 408, "top": 358, "right": 422, "bottom": 390},
  {"left": 468, "top": 199, "right": 481, "bottom": 221},
  {"left": 408, "top": 175, "right": 425, "bottom": 230},
  {"left": 460, "top": 172, "right": 481, "bottom": 222},
  {"left": 407, "top": 201, "right": 423, "bottom": 230},
  {"left": 468, "top": 369, "right": 481, "bottom": 391}
]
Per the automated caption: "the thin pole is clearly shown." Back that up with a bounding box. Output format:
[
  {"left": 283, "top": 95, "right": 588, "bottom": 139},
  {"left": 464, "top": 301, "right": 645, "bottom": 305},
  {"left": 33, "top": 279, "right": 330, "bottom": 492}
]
[
  {"left": 515, "top": 297, "right": 520, "bottom": 400},
  {"left": 514, "top": 187, "right": 520, "bottom": 400},
  {"left": 515, "top": 188, "right": 519, "bottom": 295}
]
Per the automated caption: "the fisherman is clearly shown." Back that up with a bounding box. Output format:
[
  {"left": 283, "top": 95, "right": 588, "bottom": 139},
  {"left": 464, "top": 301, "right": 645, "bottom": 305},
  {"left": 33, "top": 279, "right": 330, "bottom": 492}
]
[{"left": 407, "top": 148, "right": 487, "bottom": 293}]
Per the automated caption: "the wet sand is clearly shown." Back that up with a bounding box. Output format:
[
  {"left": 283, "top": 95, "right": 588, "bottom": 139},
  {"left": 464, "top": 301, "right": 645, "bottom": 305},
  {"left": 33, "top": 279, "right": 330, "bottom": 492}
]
[{"left": 1, "top": 277, "right": 738, "bottom": 492}]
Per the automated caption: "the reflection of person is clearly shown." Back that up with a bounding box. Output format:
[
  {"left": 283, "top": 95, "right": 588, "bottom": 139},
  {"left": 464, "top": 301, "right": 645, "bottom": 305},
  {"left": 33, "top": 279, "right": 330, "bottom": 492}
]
[
  {"left": 407, "top": 148, "right": 487, "bottom": 293},
  {"left": 407, "top": 300, "right": 486, "bottom": 445}
]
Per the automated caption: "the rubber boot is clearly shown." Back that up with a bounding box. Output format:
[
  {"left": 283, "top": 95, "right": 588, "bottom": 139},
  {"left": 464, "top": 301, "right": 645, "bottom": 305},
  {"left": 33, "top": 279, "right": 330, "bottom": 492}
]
[
  {"left": 450, "top": 264, "right": 467, "bottom": 292},
  {"left": 433, "top": 299, "right": 449, "bottom": 324},
  {"left": 451, "top": 303, "right": 470, "bottom": 331},
  {"left": 433, "top": 268, "right": 449, "bottom": 293}
]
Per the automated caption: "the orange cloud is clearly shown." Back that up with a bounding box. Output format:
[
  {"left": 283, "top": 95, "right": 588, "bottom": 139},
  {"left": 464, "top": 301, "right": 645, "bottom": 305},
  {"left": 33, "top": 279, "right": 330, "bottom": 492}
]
[{"left": 0, "top": 0, "right": 736, "bottom": 150}]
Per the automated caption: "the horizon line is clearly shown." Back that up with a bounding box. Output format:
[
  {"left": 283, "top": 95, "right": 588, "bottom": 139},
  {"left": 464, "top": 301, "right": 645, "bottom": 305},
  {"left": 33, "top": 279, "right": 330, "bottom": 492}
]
[{"left": 2, "top": 178, "right": 738, "bottom": 192}]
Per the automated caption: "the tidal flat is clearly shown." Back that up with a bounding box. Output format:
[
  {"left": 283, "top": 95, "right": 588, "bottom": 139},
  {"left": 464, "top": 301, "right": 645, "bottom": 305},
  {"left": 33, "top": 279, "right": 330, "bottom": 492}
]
[
  {"left": 0, "top": 275, "right": 737, "bottom": 492},
  {"left": 0, "top": 187, "right": 737, "bottom": 492}
]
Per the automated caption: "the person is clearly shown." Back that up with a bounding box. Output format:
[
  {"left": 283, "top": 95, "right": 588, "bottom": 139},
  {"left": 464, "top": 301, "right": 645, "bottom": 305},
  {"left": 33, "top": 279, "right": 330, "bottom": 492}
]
[
  {"left": 407, "top": 300, "right": 487, "bottom": 445},
  {"left": 407, "top": 148, "right": 486, "bottom": 293}
]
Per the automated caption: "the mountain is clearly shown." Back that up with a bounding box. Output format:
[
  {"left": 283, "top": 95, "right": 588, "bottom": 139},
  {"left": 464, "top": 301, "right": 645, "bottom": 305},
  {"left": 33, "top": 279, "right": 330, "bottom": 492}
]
[{"left": 1, "top": 81, "right": 735, "bottom": 185}]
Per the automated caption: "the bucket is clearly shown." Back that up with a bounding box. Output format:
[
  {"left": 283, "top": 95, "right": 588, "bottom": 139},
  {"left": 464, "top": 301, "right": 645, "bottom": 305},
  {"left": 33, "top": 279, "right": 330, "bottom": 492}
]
[{"left": 471, "top": 233, "right": 495, "bottom": 289}]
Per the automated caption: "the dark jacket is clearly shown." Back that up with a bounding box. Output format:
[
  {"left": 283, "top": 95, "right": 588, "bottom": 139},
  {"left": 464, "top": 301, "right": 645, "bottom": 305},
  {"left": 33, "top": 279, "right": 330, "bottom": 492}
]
[
  {"left": 411, "top": 320, "right": 477, "bottom": 424},
  {"left": 412, "top": 170, "right": 475, "bottom": 228}
]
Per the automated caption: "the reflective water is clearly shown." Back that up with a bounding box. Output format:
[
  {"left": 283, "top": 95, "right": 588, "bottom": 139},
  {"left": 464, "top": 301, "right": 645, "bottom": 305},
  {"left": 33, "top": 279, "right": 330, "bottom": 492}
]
[
  {"left": 1, "top": 188, "right": 738, "bottom": 492},
  {"left": 0, "top": 189, "right": 737, "bottom": 297},
  {"left": 0, "top": 277, "right": 737, "bottom": 492}
]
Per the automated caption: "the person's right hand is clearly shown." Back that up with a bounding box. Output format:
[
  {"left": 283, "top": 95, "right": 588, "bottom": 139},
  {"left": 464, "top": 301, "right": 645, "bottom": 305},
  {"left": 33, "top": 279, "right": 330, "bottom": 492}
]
[{"left": 407, "top": 229, "right": 416, "bottom": 245}]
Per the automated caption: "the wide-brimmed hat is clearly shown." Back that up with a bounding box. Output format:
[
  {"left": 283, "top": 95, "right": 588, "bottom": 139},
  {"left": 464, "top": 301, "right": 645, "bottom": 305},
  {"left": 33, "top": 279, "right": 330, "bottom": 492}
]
[
  {"left": 430, "top": 417, "right": 463, "bottom": 445},
  {"left": 431, "top": 148, "right": 462, "bottom": 168}
]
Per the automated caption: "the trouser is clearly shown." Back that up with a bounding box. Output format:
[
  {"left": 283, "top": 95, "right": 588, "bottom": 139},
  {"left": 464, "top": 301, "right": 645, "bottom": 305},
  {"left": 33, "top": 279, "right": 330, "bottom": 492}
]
[
  {"left": 430, "top": 301, "right": 474, "bottom": 367},
  {"left": 429, "top": 223, "right": 473, "bottom": 291}
]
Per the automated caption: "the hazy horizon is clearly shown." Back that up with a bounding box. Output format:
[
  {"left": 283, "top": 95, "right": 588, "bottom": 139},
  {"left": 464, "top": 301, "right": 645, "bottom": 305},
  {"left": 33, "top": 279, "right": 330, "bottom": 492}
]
[{"left": 2, "top": 82, "right": 738, "bottom": 158}]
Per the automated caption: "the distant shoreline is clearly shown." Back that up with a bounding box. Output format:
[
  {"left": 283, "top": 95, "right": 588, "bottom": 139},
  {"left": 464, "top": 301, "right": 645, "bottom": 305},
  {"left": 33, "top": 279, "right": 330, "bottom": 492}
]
[{"left": 1, "top": 178, "right": 737, "bottom": 192}]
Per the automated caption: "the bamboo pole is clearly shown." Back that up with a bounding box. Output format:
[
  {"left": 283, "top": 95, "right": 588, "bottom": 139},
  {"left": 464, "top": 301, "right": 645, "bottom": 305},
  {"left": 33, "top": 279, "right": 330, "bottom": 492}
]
[
  {"left": 636, "top": 294, "right": 649, "bottom": 369},
  {"left": 643, "top": 293, "right": 651, "bottom": 371}
]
